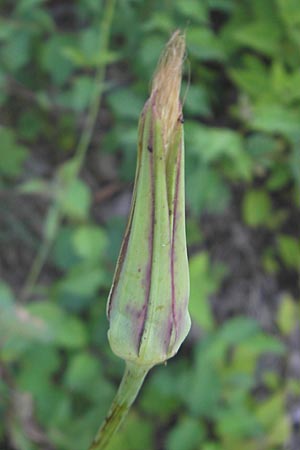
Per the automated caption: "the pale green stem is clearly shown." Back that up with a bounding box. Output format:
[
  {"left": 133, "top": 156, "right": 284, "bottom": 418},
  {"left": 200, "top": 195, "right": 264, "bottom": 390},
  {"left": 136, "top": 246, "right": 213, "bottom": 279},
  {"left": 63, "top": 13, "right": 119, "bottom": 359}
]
[
  {"left": 21, "top": 203, "right": 61, "bottom": 300},
  {"left": 72, "top": 0, "right": 116, "bottom": 175},
  {"left": 21, "top": 0, "right": 116, "bottom": 301},
  {"left": 88, "top": 363, "right": 151, "bottom": 450}
]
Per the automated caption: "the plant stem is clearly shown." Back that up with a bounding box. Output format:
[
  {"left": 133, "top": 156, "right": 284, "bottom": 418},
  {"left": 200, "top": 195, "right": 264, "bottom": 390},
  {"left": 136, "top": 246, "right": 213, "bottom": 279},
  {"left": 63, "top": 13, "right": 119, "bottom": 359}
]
[
  {"left": 21, "top": 204, "right": 61, "bottom": 301},
  {"left": 73, "top": 0, "right": 116, "bottom": 174},
  {"left": 88, "top": 362, "right": 151, "bottom": 450},
  {"left": 21, "top": 0, "right": 116, "bottom": 301}
]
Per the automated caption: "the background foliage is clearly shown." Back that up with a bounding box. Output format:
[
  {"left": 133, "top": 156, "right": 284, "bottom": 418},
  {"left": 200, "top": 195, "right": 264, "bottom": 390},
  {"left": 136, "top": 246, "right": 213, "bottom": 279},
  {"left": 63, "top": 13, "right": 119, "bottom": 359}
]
[{"left": 0, "top": 1, "right": 299, "bottom": 449}]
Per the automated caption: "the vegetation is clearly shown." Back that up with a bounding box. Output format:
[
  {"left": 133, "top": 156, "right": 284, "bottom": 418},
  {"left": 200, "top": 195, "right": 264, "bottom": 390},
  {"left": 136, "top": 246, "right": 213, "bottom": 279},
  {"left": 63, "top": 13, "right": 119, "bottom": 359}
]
[{"left": 0, "top": 1, "right": 299, "bottom": 450}]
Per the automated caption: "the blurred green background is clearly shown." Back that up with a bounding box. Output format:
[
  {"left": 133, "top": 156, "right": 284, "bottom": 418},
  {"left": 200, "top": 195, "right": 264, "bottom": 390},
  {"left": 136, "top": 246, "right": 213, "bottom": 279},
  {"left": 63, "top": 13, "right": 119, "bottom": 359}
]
[{"left": 0, "top": 0, "right": 300, "bottom": 449}]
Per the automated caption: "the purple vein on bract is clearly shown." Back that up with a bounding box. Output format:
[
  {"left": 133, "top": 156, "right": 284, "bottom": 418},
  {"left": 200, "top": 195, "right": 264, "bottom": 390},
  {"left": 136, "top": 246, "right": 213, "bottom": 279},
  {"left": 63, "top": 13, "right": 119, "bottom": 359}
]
[{"left": 137, "top": 114, "right": 155, "bottom": 355}]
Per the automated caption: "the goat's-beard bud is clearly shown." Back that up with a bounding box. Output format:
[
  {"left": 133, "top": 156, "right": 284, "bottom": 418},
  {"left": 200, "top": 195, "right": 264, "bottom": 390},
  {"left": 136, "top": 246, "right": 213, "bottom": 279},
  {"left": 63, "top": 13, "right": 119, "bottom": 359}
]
[{"left": 106, "top": 31, "right": 190, "bottom": 368}]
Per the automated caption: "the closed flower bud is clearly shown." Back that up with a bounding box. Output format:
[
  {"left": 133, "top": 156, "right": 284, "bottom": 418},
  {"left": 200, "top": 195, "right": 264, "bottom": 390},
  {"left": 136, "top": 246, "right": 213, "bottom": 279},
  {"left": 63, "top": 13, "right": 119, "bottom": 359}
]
[{"left": 107, "top": 31, "right": 190, "bottom": 369}]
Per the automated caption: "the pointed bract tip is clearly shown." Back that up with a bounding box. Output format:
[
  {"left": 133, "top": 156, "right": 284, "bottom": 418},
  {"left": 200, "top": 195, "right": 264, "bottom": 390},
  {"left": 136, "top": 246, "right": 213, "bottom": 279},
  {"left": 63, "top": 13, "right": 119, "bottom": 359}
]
[{"left": 151, "top": 30, "right": 185, "bottom": 147}]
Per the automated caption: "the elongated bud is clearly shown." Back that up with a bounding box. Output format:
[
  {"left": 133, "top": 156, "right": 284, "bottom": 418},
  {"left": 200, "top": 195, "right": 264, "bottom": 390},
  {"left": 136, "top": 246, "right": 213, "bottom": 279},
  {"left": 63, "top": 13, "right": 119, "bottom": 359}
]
[{"left": 107, "top": 31, "right": 190, "bottom": 368}]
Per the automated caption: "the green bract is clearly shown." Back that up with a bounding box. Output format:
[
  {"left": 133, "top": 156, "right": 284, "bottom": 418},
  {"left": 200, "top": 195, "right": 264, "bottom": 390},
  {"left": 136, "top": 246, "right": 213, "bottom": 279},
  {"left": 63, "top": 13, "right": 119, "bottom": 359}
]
[{"left": 107, "top": 32, "right": 190, "bottom": 368}]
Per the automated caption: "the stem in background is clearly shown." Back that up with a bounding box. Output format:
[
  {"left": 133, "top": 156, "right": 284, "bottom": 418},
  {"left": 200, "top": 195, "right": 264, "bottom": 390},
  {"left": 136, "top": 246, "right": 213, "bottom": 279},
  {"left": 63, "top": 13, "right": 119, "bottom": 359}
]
[
  {"left": 21, "top": 0, "right": 116, "bottom": 301},
  {"left": 21, "top": 203, "right": 61, "bottom": 301},
  {"left": 73, "top": 0, "right": 116, "bottom": 174},
  {"left": 88, "top": 363, "right": 151, "bottom": 450}
]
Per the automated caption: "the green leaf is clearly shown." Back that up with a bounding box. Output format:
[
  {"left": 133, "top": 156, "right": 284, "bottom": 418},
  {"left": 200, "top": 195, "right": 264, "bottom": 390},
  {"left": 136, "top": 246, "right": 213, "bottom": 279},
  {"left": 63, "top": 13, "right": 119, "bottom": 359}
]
[
  {"left": 249, "top": 104, "right": 300, "bottom": 138},
  {"left": 107, "top": 89, "right": 144, "bottom": 121},
  {"left": 245, "top": 134, "right": 278, "bottom": 168},
  {"left": 62, "top": 29, "right": 119, "bottom": 68},
  {"left": 166, "top": 416, "right": 206, "bottom": 450},
  {"left": 229, "top": 56, "right": 269, "bottom": 98},
  {"left": 140, "top": 368, "right": 180, "bottom": 419},
  {"left": 217, "top": 407, "right": 262, "bottom": 439},
  {"left": 79, "top": 28, "right": 101, "bottom": 62},
  {"left": 53, "top": 263, "right": 105, "bottom": 297},
  {"left": 64, "top": 352, "right": 102, "bottom": 391},
  {"left": 17, "top": 110, "right": 44, "bottom": 142},
  {"left": 184, "top": 84, "right": 212, "bottom": 118},
  {"left": 186, "top": 218, "right": 203, "bottom": 246},
  {"left": 5, "top": 420, "right": 37, "bottom": 450},
  {"left": 290, "top": 144, "right": 300, "bottom": 187},
  {"left": 36, "top": 383, "right": 72, "bottom": 429},
  {"left": 18, "top": 178, "right": 49, "bottom": 194},
  {"left": 58, "top": 179, "right": 91, "bottom": 220},
  {"left": 189, "top": 253, "right": 218, "bottom": 331},
  {"left": 187, "top": 27, "right": 226, "bottom": 61},
  {"left": 185, "top": 122, "right": 251, "bottom": 181},
  {"left": 277, "top": 295, "right": 299, "bottom": 335},
  {"left": 242, "top": 189, "right": 272, "bottom": 226},
  {"left": 15, "top": 0, "right": 47, "bottom": 13},
  {"left": 267, "top": 163, "right": 291, "bottom": 190},
  {"left": 40, "top": 34, "right": 75, "bottom": 84},
  {"left": 107, "top": 413, "right": 154, "bottom": 450},
  {"left": 27, "top": 301, "right": 88, "bottom": 349},
  {"left": 254, "top": 389, "right": 290, "bottom": 445},
  {"left": 270, "top": 62, "right": 300, "bottom": 103},
  {"left": 17, "top": 345, "right": 60, "bottom": 394},
  {"left": 186, "top": 165, "right": 230, "bottom": 215},
  {"left": 43, "top": 204, "right": 60, "bottom": 242},
  {"left": 0, "top": 299, "right": 52, "bottom": 362},
  {"left": 232, "top": 20, "right": 281, "bottom": 57},
  {"left": 267, "top": 417, "right": 290, "bottom": 447},
  {"left": 276, "top": 0, "right": 300, "bottom": 33},
  {"left": 68, "top": 76, "right": 95, "bottom": 111},
  {"left": 0, "top": 19, "right": 16, "bottom": 40},
  {"left": 262, "top": 247, "right": 280, "bottom": 274},
  {"left": 0, "top": 31, "right": 30, "bottom": 71},
  {"left": 185, "top": 359, "right": 221, "bottom": 417},
  {"left": 208, "top": 0, "right": 234, "bottom": 11},
  {"left": 51, "top": 226, "right": 81, "bottom": 270},
  {"left": 0, "top": 281, "right": 14, "bottom": 307},
  {"left": 137, "top": 34, "right": 167, "bottom": 75},
  {"left": 236, "top": 334, "right": 285, "bottom": 357},
  {"left": 0, "top": 127, "right": 28, "bottom": 177},
  {"left": 72, "top": 225, "right": 107, "bottom": 261},
  {"left": 0, "top": 69, "right": 7, "bottom": 106},
  {"left": 218, "top": 317, "right": 260, "bottom": 346},
  {"left": 202, "top": 443, "right": 222, "bottom": 450},
  {"left": 176, "top": 0, "right": 208, "bottom": 22},
  {"left": 186, "top": 123, "right": 243, "bottom": 163},
  {"left": 277, "top": 234, "right": 300, "bottom": 269},
  {"left": 256, "top": 392, "right": 286, "bottom": 428}
]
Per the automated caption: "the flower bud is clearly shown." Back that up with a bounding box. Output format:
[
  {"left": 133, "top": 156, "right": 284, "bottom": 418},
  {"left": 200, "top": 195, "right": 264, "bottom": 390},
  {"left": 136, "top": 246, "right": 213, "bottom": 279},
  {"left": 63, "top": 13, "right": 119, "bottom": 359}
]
[{"left": 107, "top": 31, "right": 190, "bottom": 368}]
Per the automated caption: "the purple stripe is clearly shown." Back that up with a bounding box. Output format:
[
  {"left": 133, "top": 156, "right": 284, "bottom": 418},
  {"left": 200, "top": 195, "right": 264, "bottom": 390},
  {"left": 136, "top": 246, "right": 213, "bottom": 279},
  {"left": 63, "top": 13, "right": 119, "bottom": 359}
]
[
  {"left": 137, "top": 119, "right": 155, "bottom": 354},
  {"left": 107, "top": 118, "right": 146, "bottom": 319},
  {"left": 169, "top": 135, "right": 182, "bottom": 346},
  {"left": 107, "top": 217, "right": 132, "bottom": 319}
]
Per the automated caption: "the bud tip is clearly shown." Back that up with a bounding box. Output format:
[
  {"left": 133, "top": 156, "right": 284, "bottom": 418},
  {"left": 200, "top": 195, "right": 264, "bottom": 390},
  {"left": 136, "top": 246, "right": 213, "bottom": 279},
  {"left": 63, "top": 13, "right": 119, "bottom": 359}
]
[{"left": 151, "top": 30, "right": 185, "bottom": 146}]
